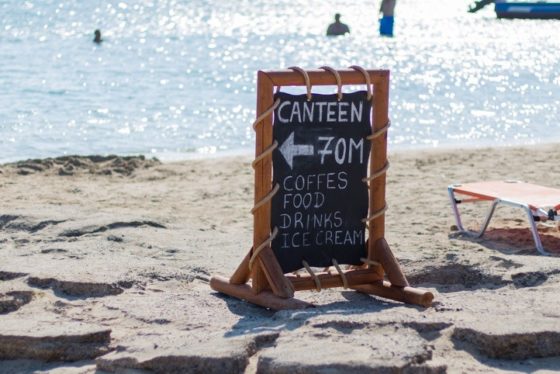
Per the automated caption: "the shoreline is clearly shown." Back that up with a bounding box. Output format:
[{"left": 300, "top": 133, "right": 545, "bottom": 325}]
[
  {"left": 0, "top": 140, "right": 560, "bottom": 165},
  {"left": 1, "top": 136, "right": 557, "bottom": 166}
]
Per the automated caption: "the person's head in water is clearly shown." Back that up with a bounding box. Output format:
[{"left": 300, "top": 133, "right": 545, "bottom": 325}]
[
  {"left": 326, "top": 13, "right": 349, "bottom": 36},
  {"left": 94, "top": 29, "right": 102, "bottom": 44}
]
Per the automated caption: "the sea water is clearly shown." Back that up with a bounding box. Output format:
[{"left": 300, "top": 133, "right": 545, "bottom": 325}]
[{"left": 1, "top": 0, "right": 559, "bottom": 163}]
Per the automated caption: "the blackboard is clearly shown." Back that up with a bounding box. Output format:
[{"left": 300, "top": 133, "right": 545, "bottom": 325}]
[{"left": 271, "top": 91, "right": 372, "bottom": 273}]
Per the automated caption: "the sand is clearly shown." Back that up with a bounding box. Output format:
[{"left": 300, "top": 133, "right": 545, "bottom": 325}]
[{"left": 1, "top": 146, "right": 560, "bottom": 373}]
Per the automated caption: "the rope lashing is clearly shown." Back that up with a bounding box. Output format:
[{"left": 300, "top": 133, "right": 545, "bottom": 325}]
[
  {"left": 289, "top": 66, "right": 313, "bottom": 101},
  {"left": 367, "top": 120, "right": 391, "bottom": 140},
  {"left": 249, "top": 96, "right": 283, "bottom": 272},
  {"left": 248, "top": 227, "right": 279, "bottom": 271},
  {"left": 302, "top": 260, "right": 322, "bottom": 291},
  {"left": 252, "top": 98, "right": 280, "bottom": 131},
  {"left": 362, "top": 161, "right": 390, "bottom": 184},
  {"left": 362, "top": 203, "right": 388, "bottom": 229},
  {"left": 251, "top": 98, "right": 281, "bottom": 215},
  {"left": 363, "top": 120, "right": 390, "bottom": 183},
  {"left": 361, "top": 118, "right": 391, "bottom": 227},
  {"left": 251, "top": 183, "right": 280, "bottom": 214},
  {"left": 360, "top": 257, "right": 382, "bottom": 267},
  {"left": 319, "top": 66, "right": 343, "bottom": 101},
  {"left": 252, "top": 140, "right": 278, "bottom": 168},
  {"left": 332, "top": 259, "right": 349, "bottom": 289},
  {"left": 349, "top": 65, "right": 372, "bottom": 100}
]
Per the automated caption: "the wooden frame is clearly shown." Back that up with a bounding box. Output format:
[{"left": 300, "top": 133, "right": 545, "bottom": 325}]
[{"left": 210, "top": 68, "right": 434, "bottom": 310}]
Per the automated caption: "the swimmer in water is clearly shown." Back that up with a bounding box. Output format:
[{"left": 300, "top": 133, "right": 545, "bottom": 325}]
[
  {"left": 93, "top": 29, "right": 102, "bottom": 44},
  {"left": 326, "top": 14, "right": 350, "bottom": 36}
]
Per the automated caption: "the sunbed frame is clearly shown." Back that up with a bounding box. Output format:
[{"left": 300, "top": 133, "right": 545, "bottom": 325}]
[{"left": 448, "top": 180, "right": 560, "bottom": 255}]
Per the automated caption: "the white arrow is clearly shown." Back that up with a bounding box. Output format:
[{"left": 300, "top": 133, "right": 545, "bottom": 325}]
[{"left": 279, "top": 131, "right": 314, "bottom": 170}]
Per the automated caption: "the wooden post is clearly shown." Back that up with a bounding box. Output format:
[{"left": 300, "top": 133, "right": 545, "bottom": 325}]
[
  {"left": 253, "top": 72, "right": 294, "bottom": 298},
  {"left": 369, "top": 74, "right": 390, "bottom": 270}
]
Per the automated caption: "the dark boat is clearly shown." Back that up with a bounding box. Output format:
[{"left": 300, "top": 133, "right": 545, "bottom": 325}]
[
  {"left": 495, "top": 1, "right": 560, "bottom": 19},
  {"left": 469, "top": 1, "right": 560, "bottom": 19}
]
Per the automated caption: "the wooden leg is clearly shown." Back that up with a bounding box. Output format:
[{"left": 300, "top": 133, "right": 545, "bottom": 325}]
[
  {"left": 210, "top": 275, "right": 311, "bottom": 310},
  {"left": 352, "top": 280, "right": 433, "bottom": 307},
  {"left": 230, "top": 250, "right": 251, "bottom": 285},
  {"left": 253, "top": 246, "right": 295, "bottom": 298},
  {"left": 229, "top": 247, "right": 294, "bottom": 298},
  {"left": 373, "top": 238, "right": 409, "bottom": 287}
]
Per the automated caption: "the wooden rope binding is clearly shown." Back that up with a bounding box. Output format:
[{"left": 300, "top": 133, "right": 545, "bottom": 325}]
[
  {"left": 252, "top": 98, "right": 280, "bottom": 130},
  {"left": 360, "top": 257, "right": 382, "bottom": 267},
  {"left": 362, "top": 161, "right": 390, "bottom": 184},
  {"left": 362, "top": 203, "right": 388, "bottom": 225},
  {"left": 249, "top": 227, "right": 279, "bottom": 270},
  {"left": 251, "top": 183, "right": 280, "bottom": 214},
  {"left": 302, "top": 260, "right": 322, "bottom": 291},
  {"left": 319, "top": 66, "right": 343, "bottom": 101},
  {"left": 251, "top": 97, "right": 281, "bottom": 217},
  {"left": 288, "top": 66, "right": 312, "bottom": 101},
  {"left": 331, "top": 259, "right": 348, "bottom": 289},
  {"left": 248, "top": 96, "right": 284, "bottom": 272},
  {"left": 360, "top": 117, "right": 391, "bottom": 226},
  {"left": 252, "top": 140, "right": 278, "bottom": 168},
  {"left": 367, "top": 120, "right": 391, "bottom": 140},
  {"left": 349, "top": 65, "right": 372, "bottom": 100}
]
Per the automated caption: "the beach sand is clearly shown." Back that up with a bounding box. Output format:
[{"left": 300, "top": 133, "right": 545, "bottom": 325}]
[{"left": 1, "top": 146, "right": 560, "bottom": 373}]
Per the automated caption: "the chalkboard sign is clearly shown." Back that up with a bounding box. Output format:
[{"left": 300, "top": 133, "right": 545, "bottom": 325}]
[{"left": 271, "top": 91, "right": 372, "bottom": 273}]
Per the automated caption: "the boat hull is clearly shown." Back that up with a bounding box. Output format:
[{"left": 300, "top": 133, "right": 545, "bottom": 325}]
[{"left": 495, "top": 2, "right": 560, "bottom": 19}]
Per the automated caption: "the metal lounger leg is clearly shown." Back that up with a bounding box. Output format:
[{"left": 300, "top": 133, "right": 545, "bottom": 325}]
[
  {"left": 448, "top": 186, "right": 465, "bottom": 232},
  {"left": 521, "top": 204, "right": 550, "bottom": 256},
  {"left": 448, "top": 186, "right": 499, "bottom": 238}
]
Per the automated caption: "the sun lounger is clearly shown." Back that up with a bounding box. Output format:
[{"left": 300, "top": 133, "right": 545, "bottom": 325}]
[{"left": 448, "top": 180, "right": 560, "bottom": 255}]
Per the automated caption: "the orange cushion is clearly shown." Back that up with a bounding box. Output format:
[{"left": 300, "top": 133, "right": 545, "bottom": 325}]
[{"left": 452, "top": 181, "right": 560, "bottom": 210}]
